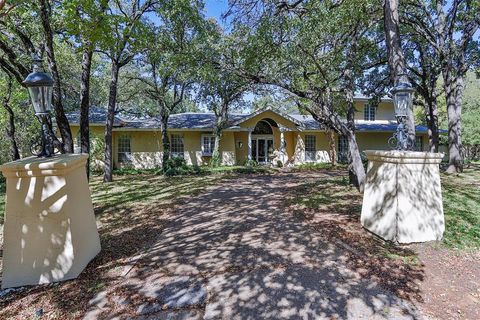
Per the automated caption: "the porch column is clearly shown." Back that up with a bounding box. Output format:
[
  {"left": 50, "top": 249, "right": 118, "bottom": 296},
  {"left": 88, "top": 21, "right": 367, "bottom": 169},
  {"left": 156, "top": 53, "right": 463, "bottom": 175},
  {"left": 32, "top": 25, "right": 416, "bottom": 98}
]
[
  {"left": 247, "top": 127, "right": 253, "bottom": 160},
  {"left": 279, "top": 126, "right": 288, "bottom": 164},
  {"left": 280, "top": 127, "right": 286, "bottom": 152}
]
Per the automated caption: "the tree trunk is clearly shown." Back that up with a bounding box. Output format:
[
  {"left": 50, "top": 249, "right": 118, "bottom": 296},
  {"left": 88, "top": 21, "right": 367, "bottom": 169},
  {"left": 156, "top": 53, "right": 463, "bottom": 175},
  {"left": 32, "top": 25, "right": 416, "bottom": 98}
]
[
  {"left": 2, "top": 85, "right": 20, "bottom": 161},
  {"left": 39, "top": 0, "right": 73, "bottom": 153},
  {"left": 328, "top": 130, "right": 337, "bottom": 167},
  {"left": 211, "top": 122, "right": 223, "bottom": 167},
  {"left": 443, "top": 70, "right": 464, "bottom": 173},
  {"left": 160, "top": 111, "right": 170, "bottom": 171},
  {"left": 80, "top": 45, "right": 93, "bottom": 177},
  {"left": 309, "top": 99, "right": 366, "bottom": 192},
  {"left": 211, "top": 103, "right": 228, "bottom": 167},
  {"left": 346, "top": 131, "right": 365, "bottom": 192},
  {"left": 383, "top": 0, "right": 416, "bottom": 149},
  {"left": 103, "top": 61, "right": 120, "bottom": 182},
  {"left": 425, "top": 98, "right": 439, "bottom": 153}
]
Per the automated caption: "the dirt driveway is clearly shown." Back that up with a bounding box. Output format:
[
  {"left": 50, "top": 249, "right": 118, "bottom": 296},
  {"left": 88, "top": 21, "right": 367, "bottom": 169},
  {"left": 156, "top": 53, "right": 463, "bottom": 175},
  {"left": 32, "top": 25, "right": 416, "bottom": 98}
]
[{"left": 83, "top": 171, "right": 421, "bottom": 319}]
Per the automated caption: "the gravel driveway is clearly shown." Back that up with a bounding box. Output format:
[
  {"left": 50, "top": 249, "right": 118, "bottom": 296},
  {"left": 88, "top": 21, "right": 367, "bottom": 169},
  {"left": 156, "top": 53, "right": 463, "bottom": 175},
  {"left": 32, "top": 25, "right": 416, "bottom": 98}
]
[{"left": 85, "top": 171, "right": 422, "bottom": 319}]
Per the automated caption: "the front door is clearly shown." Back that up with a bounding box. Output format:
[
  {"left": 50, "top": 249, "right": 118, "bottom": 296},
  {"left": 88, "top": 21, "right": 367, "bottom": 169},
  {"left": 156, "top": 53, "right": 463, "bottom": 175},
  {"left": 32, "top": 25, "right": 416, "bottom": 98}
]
[{"left": 252, "top": 137, "right": 273, "bottom": 163}]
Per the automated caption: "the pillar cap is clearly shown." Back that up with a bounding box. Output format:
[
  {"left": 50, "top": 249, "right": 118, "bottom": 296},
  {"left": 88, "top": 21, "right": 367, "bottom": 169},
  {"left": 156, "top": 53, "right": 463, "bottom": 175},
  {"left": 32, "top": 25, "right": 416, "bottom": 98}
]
[
  {"left": 364, "top": 150, "right": 444, "bottom": 164},
  {"left": 0, "top": 154, "right": 89, "bottom": 178}
]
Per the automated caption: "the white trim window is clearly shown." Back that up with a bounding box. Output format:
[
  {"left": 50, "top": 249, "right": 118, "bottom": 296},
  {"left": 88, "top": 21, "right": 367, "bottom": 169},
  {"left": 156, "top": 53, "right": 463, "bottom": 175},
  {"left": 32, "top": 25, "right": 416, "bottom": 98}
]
[
  {"left": 170, "top": 134, "right": 184, "bottom": 159},
  {"left": 305, "top": 134, "right": 316, "bottom": 162},
  {"left": 415, "top": 136, "right": 423, "bottom": 151},
  {"left": 363, "top": 104, "right": 376, "bottom": 121},
  {"left": 118, "top": 134, "right": 132, "bottom": 163},
  {"left": 201, "top": 135, "right": 216, "bottom": 156},
  {"left": 338, "top": 135, "right": 349, "bottom": 163}
]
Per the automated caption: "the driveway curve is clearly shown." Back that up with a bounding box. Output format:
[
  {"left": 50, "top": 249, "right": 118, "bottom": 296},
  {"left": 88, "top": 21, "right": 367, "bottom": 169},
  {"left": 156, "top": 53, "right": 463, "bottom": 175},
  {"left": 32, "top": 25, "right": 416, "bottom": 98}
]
[{"left": 87, "top": 171, "right": 422, "bottom": 320}]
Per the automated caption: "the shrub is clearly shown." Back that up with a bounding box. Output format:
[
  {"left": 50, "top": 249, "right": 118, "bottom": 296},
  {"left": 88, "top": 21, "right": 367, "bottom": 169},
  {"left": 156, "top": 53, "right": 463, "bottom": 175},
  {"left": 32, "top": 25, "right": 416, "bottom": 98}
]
[
  {"left": 163, "top": 157, "right": 195, "bottom": 176},
  {"left": 244, "top": 159, "right": 257, "bottom": 167}
]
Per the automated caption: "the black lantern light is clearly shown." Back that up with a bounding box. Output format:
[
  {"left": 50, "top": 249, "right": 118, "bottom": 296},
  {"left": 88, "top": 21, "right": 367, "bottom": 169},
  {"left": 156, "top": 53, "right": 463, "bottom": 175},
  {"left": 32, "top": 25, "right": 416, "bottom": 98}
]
[
  {"left": 23, "top": 57, "right": 56, "bottom": 157},
  {"left": 389, "top": 79, "right": 415, "bottom": 151},
  {"left": 391, "top": 81, "right": 414, "bottom": 118}
]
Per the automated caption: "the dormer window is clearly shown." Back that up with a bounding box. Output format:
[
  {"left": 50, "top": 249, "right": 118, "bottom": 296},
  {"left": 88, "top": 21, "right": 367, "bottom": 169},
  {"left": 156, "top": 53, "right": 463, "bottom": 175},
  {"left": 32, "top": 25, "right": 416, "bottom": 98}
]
[{"left": 364, "top": 104, "right": 376, "bottom": 121}]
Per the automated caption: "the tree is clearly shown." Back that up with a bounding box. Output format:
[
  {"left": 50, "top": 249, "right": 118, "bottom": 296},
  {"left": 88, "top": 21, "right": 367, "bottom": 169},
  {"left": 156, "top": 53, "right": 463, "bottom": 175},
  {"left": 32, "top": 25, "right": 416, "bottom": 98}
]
[
  {"left": 99, "top": 0, "right": 156, "bottom": 182},
  {"left": 133, "top": 0, "right": 205, "bottom": 171},
  {"left": 60, "top": 0, "right": 109, "bottom": 176},
  {"left": 0, "top": 1, "right": 71, "bottom": 154},
  {"left": 404, "top": 36, "right": 442, "bottom": 152},
  {"left": 199, "top": 32, "right": 251, "bottom": 167},
  {"left": 228, "top": 0, "right": 385, "bottom": 191},
  {"left": 39, "top": 0, "right": 73, "bottom": 153},
  {"left": 383, "top": 0, "right": 416, "bottom": 149},
  {"left": 402, "top": 0, "right": 480, "bottom": 172},
  {"left": 1, "top": 75, "right": 20, "bottom": 160}
]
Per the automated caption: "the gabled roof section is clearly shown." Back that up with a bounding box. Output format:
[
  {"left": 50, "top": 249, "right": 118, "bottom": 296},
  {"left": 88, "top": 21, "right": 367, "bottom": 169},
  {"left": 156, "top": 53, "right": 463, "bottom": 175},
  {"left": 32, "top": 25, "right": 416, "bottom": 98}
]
[{"left": 231, "top": 108, "right": 303, "bottom": 128}]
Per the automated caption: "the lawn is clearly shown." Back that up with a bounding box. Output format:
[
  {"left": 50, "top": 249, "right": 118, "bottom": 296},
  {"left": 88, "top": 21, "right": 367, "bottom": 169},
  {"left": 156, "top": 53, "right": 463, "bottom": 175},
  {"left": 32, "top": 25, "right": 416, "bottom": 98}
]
[
  {"left": 0, "top": 166, "right": 478, "bottom": 318},
  {"left": 441, "top": 166, "right": 480, "bottom": 249},
  {"left": 288, "top": 166, "right": 480, "bottom": 250},
  {"left": 0, "top": 171, "right": 233, "bottom": 318}
]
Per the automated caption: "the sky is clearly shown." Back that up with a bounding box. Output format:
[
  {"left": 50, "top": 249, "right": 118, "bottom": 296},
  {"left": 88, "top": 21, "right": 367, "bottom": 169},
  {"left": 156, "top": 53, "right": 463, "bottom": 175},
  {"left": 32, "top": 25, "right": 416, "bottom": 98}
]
[{"left": 204, "top": 0, "right": 229, "bottom": 22}]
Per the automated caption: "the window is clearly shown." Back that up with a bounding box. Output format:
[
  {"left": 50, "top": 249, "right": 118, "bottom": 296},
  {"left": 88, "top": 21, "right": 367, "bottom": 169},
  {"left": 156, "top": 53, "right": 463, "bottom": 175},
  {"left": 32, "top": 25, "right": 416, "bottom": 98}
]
[
  {"left": 338, "top": 135, "right": 349, "bottom": 163},
  {"left": 253, "top": 120, "right": 273, "bottom": 134},
  {"left": 118, "top": 135, "right": 131, "bottom": 163},
  {"left": 305, "top": 135, "right": 316, "bottom": 162},
  {"left": 170, "top": 134, "right": 184, "bottom": 158},
  {"left": 363, "top": 104, "right": 376, "bottom": 121},
  {"left": 415, "top": 136, "right": 423, "bottom": 151},
  {"left": 202, "top": 135, "right": 216, "bottom": 156}
]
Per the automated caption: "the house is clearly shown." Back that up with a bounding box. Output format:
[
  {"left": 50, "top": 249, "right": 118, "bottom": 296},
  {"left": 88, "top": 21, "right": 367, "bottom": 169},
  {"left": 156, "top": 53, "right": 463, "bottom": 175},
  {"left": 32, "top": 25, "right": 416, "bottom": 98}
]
[{"left": 66, "top": 96, "right": 430, "bottom": 169}]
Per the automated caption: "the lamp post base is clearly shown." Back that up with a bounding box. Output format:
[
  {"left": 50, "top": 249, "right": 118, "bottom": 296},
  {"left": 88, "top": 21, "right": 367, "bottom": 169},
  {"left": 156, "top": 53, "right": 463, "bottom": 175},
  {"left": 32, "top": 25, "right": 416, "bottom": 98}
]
[
  {"left": 360, "top": 150, "right": 445, "bottom": 244},
  {"left": 0, "top": 154, "right": 101, "bottom": 289}
]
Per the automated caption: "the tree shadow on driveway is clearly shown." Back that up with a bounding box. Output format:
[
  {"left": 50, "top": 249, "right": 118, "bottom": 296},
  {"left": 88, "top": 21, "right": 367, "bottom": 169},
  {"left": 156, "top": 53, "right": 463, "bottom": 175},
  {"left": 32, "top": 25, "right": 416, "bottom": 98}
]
[{"left": 99, "top": 171, "right": 424, "bottom": 319}]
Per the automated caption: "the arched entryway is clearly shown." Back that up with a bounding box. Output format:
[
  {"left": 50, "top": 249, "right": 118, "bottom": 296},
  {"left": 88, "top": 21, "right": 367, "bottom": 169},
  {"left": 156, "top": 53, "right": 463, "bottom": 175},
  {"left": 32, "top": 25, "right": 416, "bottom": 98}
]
[{"left": 251, "top": 119, "right": 276, "bottom": 163}]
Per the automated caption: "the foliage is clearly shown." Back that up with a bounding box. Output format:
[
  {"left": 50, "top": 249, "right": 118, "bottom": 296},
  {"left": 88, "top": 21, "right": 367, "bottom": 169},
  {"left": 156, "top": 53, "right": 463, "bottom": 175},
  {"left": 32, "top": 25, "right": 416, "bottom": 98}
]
[
  {"left": 244, "top": 159, "right": 258, "bottom": 167},
  {"left": 162, "top": 157, "right": 199, "bottom": 176},
  {"left": 0, "top": 75, "right": 40, "bottom": 164},
  {"left": 89, "top": 133, "right": 106, "bottom": 172}
]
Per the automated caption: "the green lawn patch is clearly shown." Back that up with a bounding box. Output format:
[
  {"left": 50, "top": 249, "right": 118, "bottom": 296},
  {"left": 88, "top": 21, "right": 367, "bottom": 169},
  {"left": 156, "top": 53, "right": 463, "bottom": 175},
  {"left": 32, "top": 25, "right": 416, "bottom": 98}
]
[
  {"left": 441, "top": 168, "right": 480, "bottom": 249},
  {"left": 289, "top": 167, "right": 480, "bottom": 250}
]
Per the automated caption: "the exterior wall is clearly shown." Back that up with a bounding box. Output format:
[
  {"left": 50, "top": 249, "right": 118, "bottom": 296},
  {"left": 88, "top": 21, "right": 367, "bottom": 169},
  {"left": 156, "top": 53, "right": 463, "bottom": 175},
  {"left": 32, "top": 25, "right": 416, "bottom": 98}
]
[
  {"left": 354, "top": 101, "right": 396, "bottom": 121},
  {"left": 234, "top": 131, "right": 249, "bottom": 165},
  {"left": 292, "top": 131, "right": 331, "bottom": 165},
  {"left": 355, "top": 132, "right": 430, "bottom": 152}
]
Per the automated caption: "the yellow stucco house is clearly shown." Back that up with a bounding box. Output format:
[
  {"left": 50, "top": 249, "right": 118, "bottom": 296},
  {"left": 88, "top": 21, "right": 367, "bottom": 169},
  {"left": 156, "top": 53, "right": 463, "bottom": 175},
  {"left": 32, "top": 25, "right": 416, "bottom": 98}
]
[{"left": 67, "top": 96, "right": 430, "bottom": 169}]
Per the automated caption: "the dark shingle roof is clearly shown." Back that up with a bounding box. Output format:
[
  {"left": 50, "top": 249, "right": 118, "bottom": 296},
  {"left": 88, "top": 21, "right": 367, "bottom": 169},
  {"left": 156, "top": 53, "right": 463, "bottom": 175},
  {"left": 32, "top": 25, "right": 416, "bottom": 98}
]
[
  {"left": 66, "top": 108, "right": 434, "bottom": 133},
  {"left": 356, "top": 123, "right": 430, "bottom": 133},
  {"left": 66, "top": 106, "right": 124, "bottom": 126}
]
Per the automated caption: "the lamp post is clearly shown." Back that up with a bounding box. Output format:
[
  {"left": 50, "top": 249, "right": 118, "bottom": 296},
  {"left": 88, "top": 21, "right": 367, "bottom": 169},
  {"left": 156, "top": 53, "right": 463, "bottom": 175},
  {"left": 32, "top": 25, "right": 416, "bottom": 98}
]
[
  {"left": 22, "top": 57, "right": 56, "bottom": 157},
  {"left": 391, "top": 80, "right": 415, "bottom": 151}
]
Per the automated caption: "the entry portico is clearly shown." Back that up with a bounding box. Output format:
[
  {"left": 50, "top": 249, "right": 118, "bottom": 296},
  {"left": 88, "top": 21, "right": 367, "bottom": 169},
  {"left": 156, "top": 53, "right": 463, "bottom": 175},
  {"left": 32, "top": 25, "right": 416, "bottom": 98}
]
[{"left": 233, "top": 109, "right": 302, "bottom": 165}]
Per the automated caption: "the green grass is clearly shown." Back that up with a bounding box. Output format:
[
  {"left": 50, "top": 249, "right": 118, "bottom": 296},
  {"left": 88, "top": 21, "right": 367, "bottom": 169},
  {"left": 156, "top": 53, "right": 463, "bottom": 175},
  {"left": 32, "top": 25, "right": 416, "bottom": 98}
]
[
  {"left": 111, "top": 165, "right": 273, "bottom": 177},
  {"left": 292, "top": 162, "right": 348, "bottom": 171},
  {"left": 441, "top": 168, "right": 480, "bottom": 249},
  {"left": 289, "top": 167, "right": 480, "bottom": 250},
  {"left": 89, "top": 173, "right": 224, "bottom": 215}
]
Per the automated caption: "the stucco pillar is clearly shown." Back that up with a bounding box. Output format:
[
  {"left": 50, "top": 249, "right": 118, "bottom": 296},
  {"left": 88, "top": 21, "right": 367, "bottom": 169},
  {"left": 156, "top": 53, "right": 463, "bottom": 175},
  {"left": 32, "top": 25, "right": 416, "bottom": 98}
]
[
  {"left": 0, "top": 154, "right": 101, "bottom": 289},
  {"left": 247, "top": 128, "right": 253, "bottom": 161},
  {"left": 278, "top": 127, "right": 288, "bottom": 164},
  {"left": 361, "top": 150, "right": 445, "bottom": 244}
]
